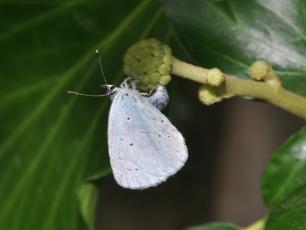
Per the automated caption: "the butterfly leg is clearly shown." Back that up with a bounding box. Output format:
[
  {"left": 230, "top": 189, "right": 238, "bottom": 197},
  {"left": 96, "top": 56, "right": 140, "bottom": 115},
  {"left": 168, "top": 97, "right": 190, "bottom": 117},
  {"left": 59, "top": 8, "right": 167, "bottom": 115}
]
[
  {"left": 121, "top": 77, "right": 133, "bottom": 88},
  {"left": 131, "top": 80, "right": 140, "bottom": 90}
]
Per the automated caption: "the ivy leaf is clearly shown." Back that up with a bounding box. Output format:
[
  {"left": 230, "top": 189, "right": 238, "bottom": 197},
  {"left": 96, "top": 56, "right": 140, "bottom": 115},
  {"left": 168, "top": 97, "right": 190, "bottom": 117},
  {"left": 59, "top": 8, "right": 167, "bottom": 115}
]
[
  {"left": 266, "top": 185, "right": 306, "bottom": 230},
  {"left": 262, "top": 125, "right": 306, "bottom": 208},
  {"left": 163, "top": 0, "right": 306, "bottom": 97},
  {"left": 0, "top": 0, "right": 171, "bottom": 229},
  {"left": 183, "top": 222, "right": 241, "bottom": 230}
]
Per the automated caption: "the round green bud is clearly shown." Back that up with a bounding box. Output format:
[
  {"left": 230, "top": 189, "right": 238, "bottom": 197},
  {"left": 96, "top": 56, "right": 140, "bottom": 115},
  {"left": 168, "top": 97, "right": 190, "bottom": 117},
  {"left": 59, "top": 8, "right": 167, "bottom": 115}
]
[
  {"left": 198, "top": 85, "right": 223, "bottom": 105},
  {"left": 123, "top": 38, "right": 173, "bottom": 91},
  {"left": 249, "top": 60, "right": 271, "bottom": 81},
  {"left": 207, "top": 68, "right": 224, "bottom": 86}
]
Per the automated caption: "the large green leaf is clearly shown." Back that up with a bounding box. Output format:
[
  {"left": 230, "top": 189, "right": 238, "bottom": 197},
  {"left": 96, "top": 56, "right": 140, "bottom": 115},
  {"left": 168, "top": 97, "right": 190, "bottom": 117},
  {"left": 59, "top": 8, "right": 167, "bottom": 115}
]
[
  {"left": 262, "top": 125, "right": 306, "bottom": 208},
  {"left": 163, "top": 0, "right": 306, "bottom": 97},
  {"left": 183, "top": 222, "right": 241, "bottom": 230},
  {"left": 266, "top": 185, "right": 306, "bottom": 230},
  {"left": 0, "top": 0, "right": 171, "bottom": 229}
]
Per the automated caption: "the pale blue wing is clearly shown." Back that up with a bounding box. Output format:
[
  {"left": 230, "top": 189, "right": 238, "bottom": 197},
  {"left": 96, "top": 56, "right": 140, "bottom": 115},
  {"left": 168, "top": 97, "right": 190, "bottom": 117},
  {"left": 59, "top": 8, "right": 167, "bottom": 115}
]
[{"left": 107, "top": 88, "right": 187, "bottom": 189}]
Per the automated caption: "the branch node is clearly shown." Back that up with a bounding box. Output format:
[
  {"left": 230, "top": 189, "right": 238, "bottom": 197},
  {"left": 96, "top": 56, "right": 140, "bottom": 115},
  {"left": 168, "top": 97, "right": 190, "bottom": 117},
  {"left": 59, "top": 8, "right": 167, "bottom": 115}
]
[
  {"left": 198, "top": 85, "right": 224, "bottom": 105},
  {"left": 249, "top": 60, "right": 281, "bottom": 89}
]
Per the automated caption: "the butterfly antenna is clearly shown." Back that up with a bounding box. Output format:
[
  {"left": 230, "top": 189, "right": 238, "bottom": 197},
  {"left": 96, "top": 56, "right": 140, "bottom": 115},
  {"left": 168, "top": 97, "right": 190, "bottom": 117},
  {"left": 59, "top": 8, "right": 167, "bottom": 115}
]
[
  {"left": 68, "top": 91, "right": 108, "bottom": 97},
  {"left": 96, "top": 49, "right": 108, "bottom": 85},
  {"left": 67, "top": 50, "right": 109, "bottom": 98}
]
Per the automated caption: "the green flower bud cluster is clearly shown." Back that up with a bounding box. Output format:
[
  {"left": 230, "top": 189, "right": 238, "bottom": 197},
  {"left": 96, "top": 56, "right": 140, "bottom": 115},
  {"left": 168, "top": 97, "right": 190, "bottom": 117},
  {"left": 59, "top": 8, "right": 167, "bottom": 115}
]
[{"left": 123, "top": 38, "right": 173, "bottom": 91}]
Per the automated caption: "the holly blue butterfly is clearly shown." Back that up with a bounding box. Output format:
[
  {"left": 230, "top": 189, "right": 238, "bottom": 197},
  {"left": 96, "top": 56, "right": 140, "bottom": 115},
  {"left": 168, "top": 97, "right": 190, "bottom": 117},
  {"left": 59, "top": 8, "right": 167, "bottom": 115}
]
[
  {"left": 69, "top": 50, "right": 188, "bottom": 189},
  {"left": 106, "top": 79, "right": 188, "bottom": 189}
]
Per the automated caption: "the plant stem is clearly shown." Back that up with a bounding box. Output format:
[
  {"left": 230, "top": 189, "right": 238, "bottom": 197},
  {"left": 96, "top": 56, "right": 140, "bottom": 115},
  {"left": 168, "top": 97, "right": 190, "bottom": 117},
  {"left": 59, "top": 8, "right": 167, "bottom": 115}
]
[
  {"left": 172, "top": 57, "right": 306, "bottom": 120},
  {"left": 244, "top": 217, "right": 266, "bottom": 230}
]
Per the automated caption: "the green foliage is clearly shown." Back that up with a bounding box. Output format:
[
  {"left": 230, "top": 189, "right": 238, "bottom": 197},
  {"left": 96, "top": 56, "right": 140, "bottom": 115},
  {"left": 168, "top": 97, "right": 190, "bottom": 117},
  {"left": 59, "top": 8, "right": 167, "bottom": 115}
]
[
  {"left": 0, "top": 0, "right": 170, "bottom": 229},
  {"left": 183, "top": 223, "right": 241, "bottom": 230},
  {"left": 77, "top": 183, "right": 99, "bottom": 230},
  {"left": 263, "top": 126, "right": 306, "bottom": 229},
  {"left": 262, "top": 126, "right": 306, "bottom": 208},
  {"left": 2, "top": 0, "right": 306, "bottom": 229},
  {"left": 163, "top": 0, "right": 306, "bottom": 97},
  {"left": 266, "top": 185, "right": 306, "bottom": 230}
]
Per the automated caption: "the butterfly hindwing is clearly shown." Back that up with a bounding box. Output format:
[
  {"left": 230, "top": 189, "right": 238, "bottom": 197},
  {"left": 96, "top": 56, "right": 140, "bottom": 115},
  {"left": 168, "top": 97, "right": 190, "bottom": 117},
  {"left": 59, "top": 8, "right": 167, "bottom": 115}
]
[{"left": 107, "top": 87, "right": 188, "bottom": 189}]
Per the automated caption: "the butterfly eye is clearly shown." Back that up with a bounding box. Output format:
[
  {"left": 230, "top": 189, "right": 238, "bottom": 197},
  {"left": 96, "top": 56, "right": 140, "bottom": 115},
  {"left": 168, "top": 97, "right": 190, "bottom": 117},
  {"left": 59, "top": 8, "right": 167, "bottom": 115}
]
[
  {"left": 108, "top": 85, "right": 116, "bottom": 92},
  {"left": 101, "top": 84, "right": 116, "bottom": 94}
]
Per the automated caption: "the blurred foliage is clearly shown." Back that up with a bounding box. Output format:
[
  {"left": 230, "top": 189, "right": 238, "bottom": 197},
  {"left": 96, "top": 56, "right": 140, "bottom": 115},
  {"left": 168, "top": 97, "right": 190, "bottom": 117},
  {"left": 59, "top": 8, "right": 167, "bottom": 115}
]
[
  {"left": 266, "top": 185, "right": 306, "bottom": 230},
  {"left": 0, "top": 0, "right": 172, "bottom": 229},
  {"left": 183, "top": 223, "right": 240, "bottom": 230},
  {"left": 2, "top": 0, "right": 306, "bottom": 229},
  {"left": 77, "top": 183, "right": 98, "bottom": 230},
  {"left": 262, "top": 126, "right": 306, "bottom": 208},
  {"left": 262, "top": 126, "right": 306, "bottom": 229}
]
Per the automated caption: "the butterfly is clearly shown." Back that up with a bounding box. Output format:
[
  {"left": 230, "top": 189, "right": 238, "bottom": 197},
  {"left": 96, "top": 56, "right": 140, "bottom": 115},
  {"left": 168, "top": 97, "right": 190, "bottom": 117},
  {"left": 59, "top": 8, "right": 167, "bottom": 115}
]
[
  {"left": 106, "top": 78, "right": 188, "bottom": 189},
  {"left": 69, "top": 50, "right": 188, "bottom": 189}
]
